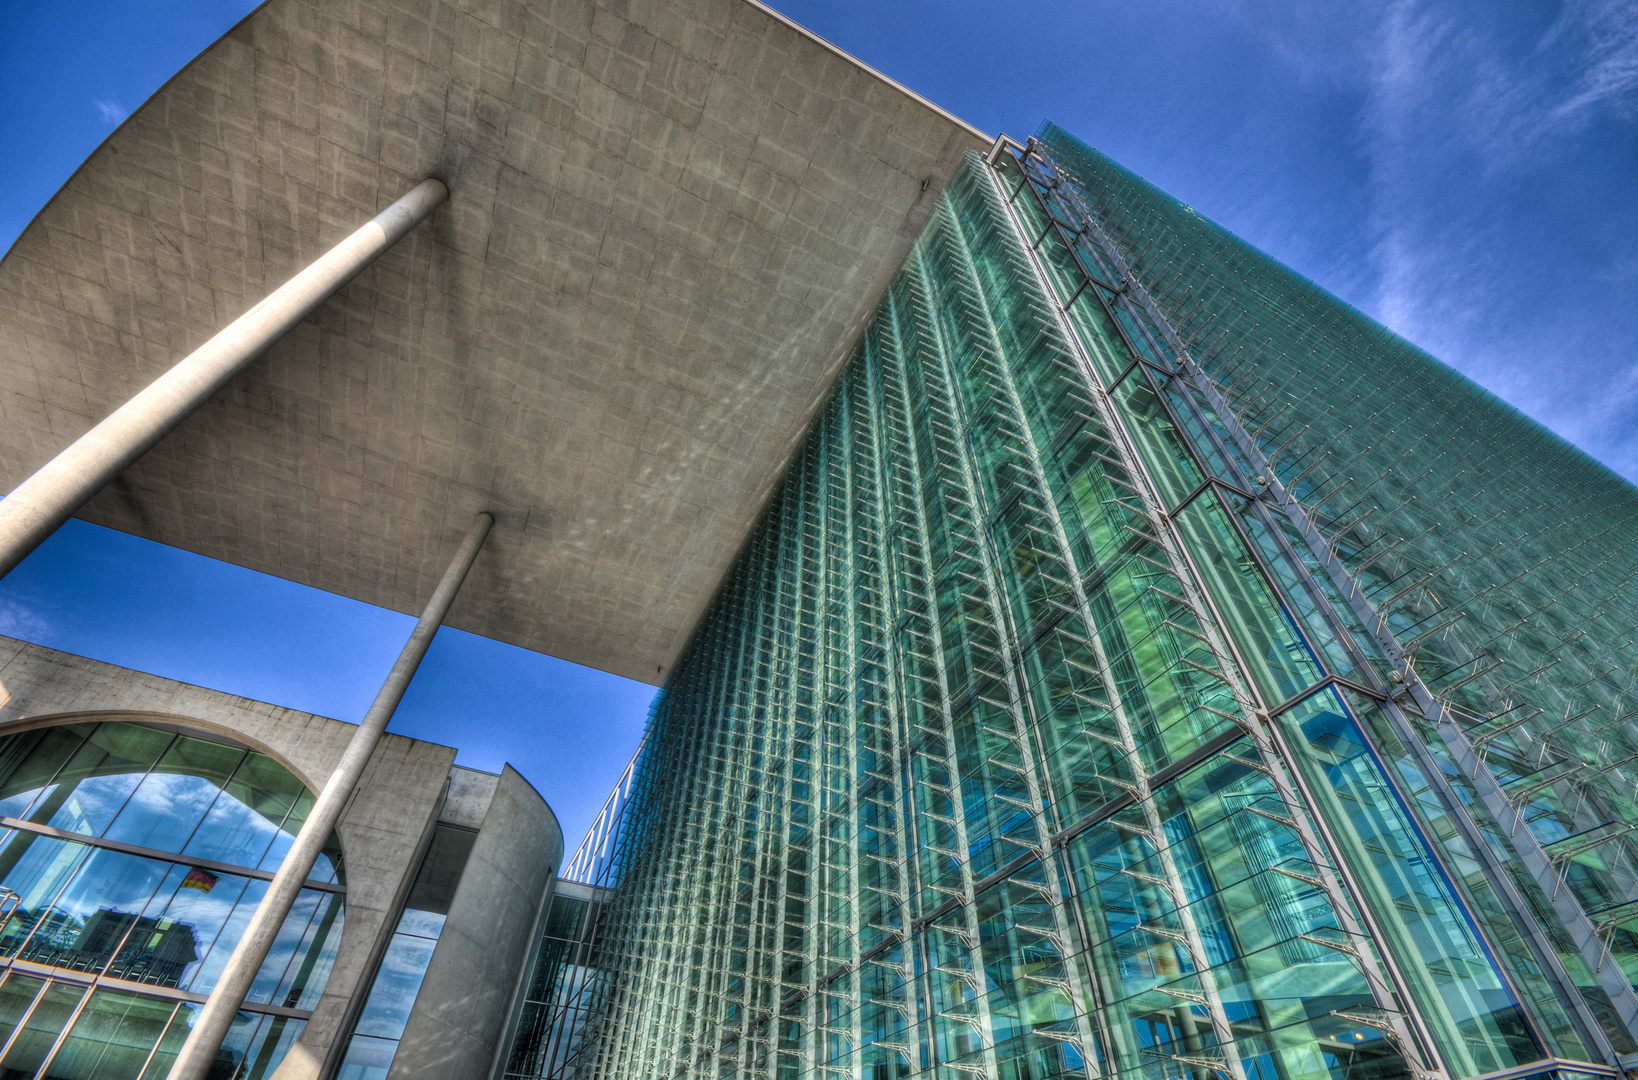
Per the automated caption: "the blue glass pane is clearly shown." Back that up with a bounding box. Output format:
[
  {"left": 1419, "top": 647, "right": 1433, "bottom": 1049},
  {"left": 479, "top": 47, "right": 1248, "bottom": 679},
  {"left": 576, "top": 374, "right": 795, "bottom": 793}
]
[
  {"left": 31, "top": 726, "right": 173, "bottom": 838},
  {"left": 352, "top": 933, "right": 436, "bottom": 1040},
  {"left": 15, "top": 848, "right": 169, "bottom": 973},
  {"left": 104, "top": 863, "right": 202, "bottom": 986},
  {"left": 0, "top": 835, "right": 91, "bottom": 957},
  {"left": 183, "top": 753, "right": 301, "bottom": 871},
  {"left": 336, "top": 1033, "right": 399, "bottom": 1080},
  {"left": 139, "top": 869, "right": 255, "bottom": 993},
  {"left": 102, "top": 736, "right": 243, "bottom": 855},
  {"left": 246, "top": 888, "right": 344, "bottom": 1012}
]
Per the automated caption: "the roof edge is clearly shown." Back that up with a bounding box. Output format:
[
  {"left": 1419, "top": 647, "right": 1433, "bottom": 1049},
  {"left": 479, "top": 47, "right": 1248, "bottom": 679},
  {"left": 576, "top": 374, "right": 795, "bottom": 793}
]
[{"left": 738, "top": 0, "right": 992, "bottom": 143}]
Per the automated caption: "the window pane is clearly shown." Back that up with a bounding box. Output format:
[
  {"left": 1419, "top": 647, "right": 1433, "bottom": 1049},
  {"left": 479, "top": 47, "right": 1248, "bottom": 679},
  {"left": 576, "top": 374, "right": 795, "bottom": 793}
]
[
  {"left": 246, "top": 889, "right": 344, "bottom": 1012},
  {"left": 0, "top": 976, "right": 45, "bottom": 1052},
  {"left": 336, "top": 1033, "right": 398, "bottom": 1080},
  {"left": 103, "top": 737, "right": 244, "bottom": 855},
  {"left": 182, "top": 754, "right": 301, "bottom": 871},
  {"left": 132, "top": 869, "right": 254, "bottom": 993},
  {"left": 133, "top": 1003, "right": 194, "bottom": 1080},
  {"left": 352, "top": 934, "right": 437, "bottom": 1040},
  {"left": 0, "top": 981, "right": 87, "bottom": 1079},
  {"left": 39, "top": 988, "right": 175, "bottom": 1080},
  {"left": 399, "top": 825, "right": 475, "bottom": 940},
  {"left": 105, "top": 864, "right": 206, "bottom": 988},
  {"left": 238, "top": 1015, "right": 303, "bottom": 1080},
  {"left": 31, "top": 726, "right": 173, "bottom": 838},
  {"left": 0, "top": 727, "right": 93, "bottom": 820},
  {"left": 0, "top": 837, "right": 91, "bottom": 957},
  {"left": 184, "top": 878, "right": 266, "bottom": 996},
  {"left": 16, "top": 850, "right": 169, "bottom": 974}
]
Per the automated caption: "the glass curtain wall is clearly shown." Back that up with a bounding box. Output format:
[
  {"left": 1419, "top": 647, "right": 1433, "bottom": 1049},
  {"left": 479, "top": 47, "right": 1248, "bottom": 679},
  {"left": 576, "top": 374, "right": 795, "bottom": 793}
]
[
  {"left": 501, "top": 885, "right": 611, "bottom": 1080},
  {"left": 0, "top": 720, "right": 344, "bottom": 1080},
  {"left": 553, "top": 146, "right": 1595, "bottom": 1080},
  {"left": 1032, "top": 123, "right": 1638, "bottom": 1062}
]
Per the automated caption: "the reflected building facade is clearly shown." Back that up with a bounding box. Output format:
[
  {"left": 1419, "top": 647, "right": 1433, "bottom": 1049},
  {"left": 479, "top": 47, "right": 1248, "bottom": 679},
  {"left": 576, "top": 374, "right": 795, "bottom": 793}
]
[{"left": 507, "top": 130, "right": 1638, "bottom": 1080}]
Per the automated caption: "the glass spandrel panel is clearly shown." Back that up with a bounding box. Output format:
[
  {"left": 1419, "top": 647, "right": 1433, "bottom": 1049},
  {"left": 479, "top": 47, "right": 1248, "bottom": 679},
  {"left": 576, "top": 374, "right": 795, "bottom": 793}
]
[
  {"left": 102, "top": 736, "right": 244, "bottom": 854},
  {"left": 40, "top": 988, "right": 176, "bottom": 1080},
  {"left": 0, "top": 727, "right": 94, "bottom": 820},
  {"left": 0, "top": 981, "right": 87, "bottom": 1080},
  {"left": 30, "top": 726, "right": 173, "bottom": 838},
  {"left": 132, "top": 1002, "right": 193, "bottom": 1080},
  {"left": 0, "top": 976, "right": 45, "bottom": 1054}
]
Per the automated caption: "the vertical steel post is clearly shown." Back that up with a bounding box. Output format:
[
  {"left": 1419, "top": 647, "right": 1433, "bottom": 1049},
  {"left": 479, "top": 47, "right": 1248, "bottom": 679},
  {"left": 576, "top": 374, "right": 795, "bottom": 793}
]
[
  {"left": 164, "top": 510, "right": 493, "bottom": 1080},
  {"left": 0, "top": 177, "right": 447, "bottom": 581}
]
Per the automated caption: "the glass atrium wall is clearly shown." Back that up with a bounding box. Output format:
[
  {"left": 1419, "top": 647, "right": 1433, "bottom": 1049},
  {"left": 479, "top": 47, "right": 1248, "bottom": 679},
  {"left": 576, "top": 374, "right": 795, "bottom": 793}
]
[
  {"left": 1033, "top": 124, "right": 1638, "bottom": 1062},
  {"left": 557, "top": 135, "right": 1638, "bottom": 1080},
  {"left": 0, "top": 720, "right": 343, "bottom": 1080}
]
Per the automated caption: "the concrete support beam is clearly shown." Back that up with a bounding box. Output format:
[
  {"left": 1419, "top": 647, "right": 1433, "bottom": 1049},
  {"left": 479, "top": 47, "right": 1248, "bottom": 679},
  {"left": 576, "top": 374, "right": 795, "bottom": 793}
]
[
  {"left": 165, "top": 510, "right": 493, "bottom": 1080},
  {"left": 0, "top": 177, "right": 448, "bottom": 581}
]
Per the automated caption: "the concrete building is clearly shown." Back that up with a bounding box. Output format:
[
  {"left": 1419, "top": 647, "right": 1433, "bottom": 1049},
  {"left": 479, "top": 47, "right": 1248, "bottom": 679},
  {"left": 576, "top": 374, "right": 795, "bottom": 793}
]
[
  {"left": 4, "top": 1, "right": 1638, "bottom": 1080},
  {"left": 0, "top": 638, "right": 560, "bottom": 1079}
]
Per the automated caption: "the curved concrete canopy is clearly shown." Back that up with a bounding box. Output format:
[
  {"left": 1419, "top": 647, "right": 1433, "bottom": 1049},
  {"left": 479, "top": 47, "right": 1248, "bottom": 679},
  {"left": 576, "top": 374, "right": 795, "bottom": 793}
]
[{"left": 0, "top": 0, "right": 987, "bottom": 683}]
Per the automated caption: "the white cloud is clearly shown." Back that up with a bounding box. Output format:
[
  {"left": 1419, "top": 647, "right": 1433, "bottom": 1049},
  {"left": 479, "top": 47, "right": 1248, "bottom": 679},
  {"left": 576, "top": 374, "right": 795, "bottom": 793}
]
[
  {"left": 1356, "top": 0, "right": 1638, "bottom": 477},
  {"left": 0, "top": 597, "right": 49, "bottom": 641},
  {"left": 94, "top": 99, "right": 127, "bottom": 125}
]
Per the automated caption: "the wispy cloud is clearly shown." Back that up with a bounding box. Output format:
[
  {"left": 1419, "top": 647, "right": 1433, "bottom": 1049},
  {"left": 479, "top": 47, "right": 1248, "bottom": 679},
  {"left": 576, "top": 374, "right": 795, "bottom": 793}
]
[
  {"left": 0, "top": 597, "right": 49, "bottom": 641},
  {"left": 94, "top": 99, "right": 126, "bottom": 125},
  {"left": 1358, "top": 0, "right": 1638, "bottom": 477}
]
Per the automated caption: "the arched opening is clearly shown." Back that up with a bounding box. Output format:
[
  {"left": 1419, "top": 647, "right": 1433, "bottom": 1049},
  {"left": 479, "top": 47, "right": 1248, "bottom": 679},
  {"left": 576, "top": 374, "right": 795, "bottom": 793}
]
[{"left": 0, "top": 718, "right": 345, "bottom": 1080}]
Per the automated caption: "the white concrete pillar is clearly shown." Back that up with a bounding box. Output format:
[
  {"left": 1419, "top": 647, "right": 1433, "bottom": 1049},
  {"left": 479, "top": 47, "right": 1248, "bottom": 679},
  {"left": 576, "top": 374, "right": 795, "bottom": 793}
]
[
  {"left": 165, "top": 510, "right": 493, "bottom": 1080},
  {"left": 0, "top": 177, "right": 448, "bottom": 581}
]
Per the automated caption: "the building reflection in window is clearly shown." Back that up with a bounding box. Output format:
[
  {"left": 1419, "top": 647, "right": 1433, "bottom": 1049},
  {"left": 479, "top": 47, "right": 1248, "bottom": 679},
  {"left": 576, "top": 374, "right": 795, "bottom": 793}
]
[
  {"left": 0, "top": 720, "right": 345, "bottom": 1079},
  {"left": 335, "top": 823, "right": 477, "bottom": 1080}
]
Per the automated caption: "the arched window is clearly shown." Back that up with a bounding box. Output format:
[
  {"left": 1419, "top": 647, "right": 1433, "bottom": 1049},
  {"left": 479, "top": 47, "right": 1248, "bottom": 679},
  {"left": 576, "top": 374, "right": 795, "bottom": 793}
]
[{"left": 0, "top": 719, "right": 345, "bottom": 1080}]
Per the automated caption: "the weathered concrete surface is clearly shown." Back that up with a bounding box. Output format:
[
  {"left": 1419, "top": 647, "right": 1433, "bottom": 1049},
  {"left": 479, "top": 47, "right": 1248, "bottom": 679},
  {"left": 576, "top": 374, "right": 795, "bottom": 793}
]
[
  {"left": 0, "top": 636, "right": 457, "bottom": 1080},
  {"left": 393, "top": 765, "right": 563, "bottom": 1080},
  {"left": 0, "top": 0, "right": 988, "bottom": 683}
]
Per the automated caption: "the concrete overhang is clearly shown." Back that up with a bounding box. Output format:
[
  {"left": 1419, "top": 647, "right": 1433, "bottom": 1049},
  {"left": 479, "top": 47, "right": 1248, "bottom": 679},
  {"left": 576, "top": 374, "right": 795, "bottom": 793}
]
[{"left": 0, "top": 0, "right": 989, "bottom": 683}]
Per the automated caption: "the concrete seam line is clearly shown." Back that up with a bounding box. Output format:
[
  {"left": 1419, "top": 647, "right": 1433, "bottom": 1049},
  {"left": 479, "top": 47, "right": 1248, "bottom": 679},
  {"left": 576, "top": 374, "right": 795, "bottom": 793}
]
[{"left": 0, "top": 177, "right": 448, "bottom": 581}]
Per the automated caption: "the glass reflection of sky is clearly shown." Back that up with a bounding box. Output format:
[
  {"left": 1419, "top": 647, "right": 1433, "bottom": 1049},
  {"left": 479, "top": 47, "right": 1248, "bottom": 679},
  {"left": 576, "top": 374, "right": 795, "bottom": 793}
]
[
  {"left": 0, "top": 722, "right": 344, "bottom": 1080},
  {"left": 0, "top": 723, "right": 341, "bottom": 880}
]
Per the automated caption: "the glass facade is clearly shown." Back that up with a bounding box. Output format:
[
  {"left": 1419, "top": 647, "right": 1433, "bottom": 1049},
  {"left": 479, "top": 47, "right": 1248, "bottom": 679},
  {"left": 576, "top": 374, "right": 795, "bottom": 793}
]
[
  {"left": 336, "top": 823, "right": 476, "bottom": 1080},
  {"left": 506, "top": 125, "right": 1638, "bottom": 1080},
  {"left": 0, "top": 720, "right": 343, "bottom": 1080}
]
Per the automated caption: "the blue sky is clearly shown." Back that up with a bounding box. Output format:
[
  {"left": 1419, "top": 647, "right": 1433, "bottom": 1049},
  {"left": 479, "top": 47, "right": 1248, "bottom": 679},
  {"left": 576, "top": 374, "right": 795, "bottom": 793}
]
[{"left": 2, "top": 0, "right": 1634, "bottom": 852}]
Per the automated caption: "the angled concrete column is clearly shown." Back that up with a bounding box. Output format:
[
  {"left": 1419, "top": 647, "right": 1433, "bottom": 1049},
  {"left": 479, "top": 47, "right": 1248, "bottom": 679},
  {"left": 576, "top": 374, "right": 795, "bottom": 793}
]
[
  {"left": 166, "top": 510, "right": 493, "bottom": 1080},
  {"left": 0, "top": 177, "right": 448, "bottom": 581}
]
